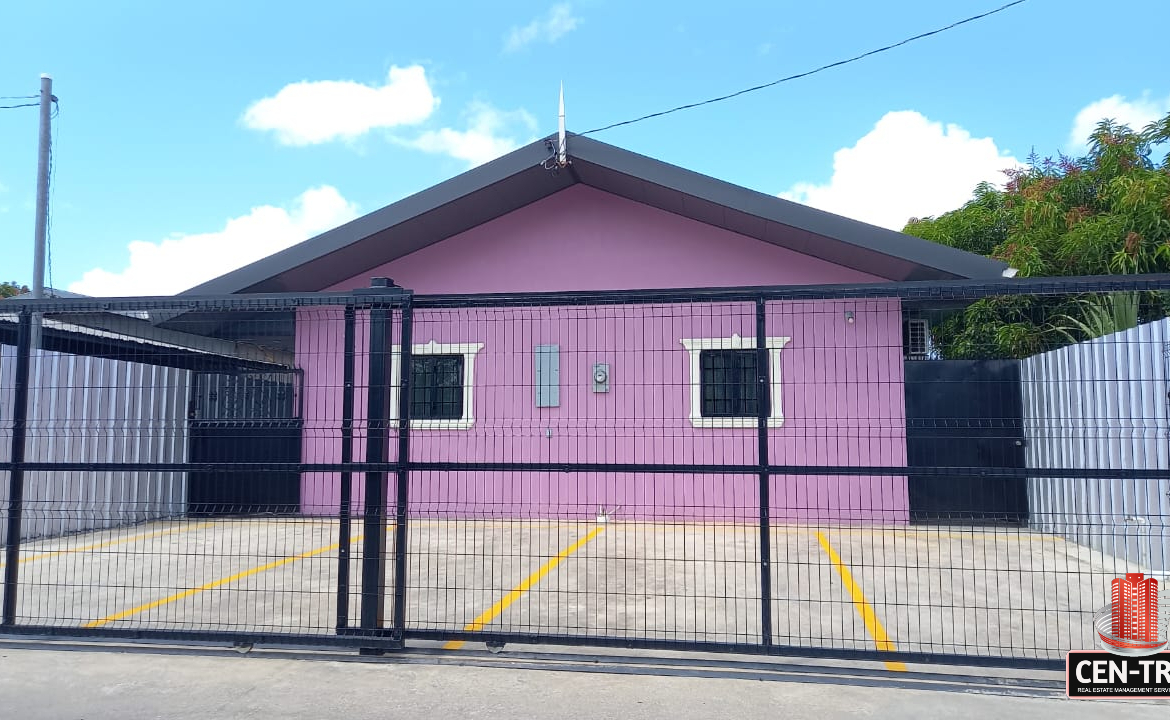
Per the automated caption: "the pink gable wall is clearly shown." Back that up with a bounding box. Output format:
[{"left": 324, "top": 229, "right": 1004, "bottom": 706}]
[{"left": 326, "top": 185, "right": 883, "bottom": 294}]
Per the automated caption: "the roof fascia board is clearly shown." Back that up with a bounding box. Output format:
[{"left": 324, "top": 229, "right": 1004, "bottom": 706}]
[
  {"left": 182, "top": 138, "right": 559, "bottom": 296},
  {"left": 185, "top": 131, "right": 1007, "bottom": 295},
  {"left": 564, "top": 135, "right": 1007, "bottom": 280}
]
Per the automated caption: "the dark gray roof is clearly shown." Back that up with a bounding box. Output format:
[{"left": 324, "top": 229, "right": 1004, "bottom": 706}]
[
  {"left": 185, "top": 133, "right": 1008, "bottom": 295},
  {"left": 8, "top": 286, "right": 90, "bottom": 299}
]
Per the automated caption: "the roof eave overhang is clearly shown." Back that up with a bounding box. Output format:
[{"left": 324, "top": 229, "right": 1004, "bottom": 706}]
[{"left": 182, "top": 133, "right": 1007, "bottom": 296}]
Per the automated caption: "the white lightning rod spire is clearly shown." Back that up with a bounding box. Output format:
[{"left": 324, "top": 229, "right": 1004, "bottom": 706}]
[{"left": 557, "top": 82, "right": 567, "bottom": 167}]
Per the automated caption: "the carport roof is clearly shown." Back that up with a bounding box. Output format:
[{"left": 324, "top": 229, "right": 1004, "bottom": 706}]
[{"left": 184, "top": 132, "right": 1009, "bottom": 295}]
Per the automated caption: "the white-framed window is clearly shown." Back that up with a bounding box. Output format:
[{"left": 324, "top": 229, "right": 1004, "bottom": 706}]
[
  {"left": 679, "top": 333, "right": 790, "bottom": 428},
  {"left": 388, "top": 341, "right": 484, "bottom": 430}
]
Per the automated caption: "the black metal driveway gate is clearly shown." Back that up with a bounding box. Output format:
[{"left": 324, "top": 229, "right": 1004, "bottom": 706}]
[{"left": 2, "top": 275, "right": 1169, "bottom": 669}]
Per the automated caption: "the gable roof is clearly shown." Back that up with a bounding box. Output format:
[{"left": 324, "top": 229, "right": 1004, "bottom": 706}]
[{"left": 186, "top": 133, "right": 1008, "bottom": 295}]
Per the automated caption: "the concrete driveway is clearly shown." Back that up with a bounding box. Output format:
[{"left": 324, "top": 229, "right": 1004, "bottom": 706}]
[{"left": 4, "top": 516, "right": 1137, "bottom": 664}]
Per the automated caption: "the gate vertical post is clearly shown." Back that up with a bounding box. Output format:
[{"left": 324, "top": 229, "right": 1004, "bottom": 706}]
[
  {"left": 391, "top": 295, "right": 413, "bottom": 644},
  {"left": 756, "top": 296, "right": 774, "bottom": 647},
  {"left": 359, "top": 281, "right": 397, "bottom": 648},
  {"left": 2, "top": 310, "right": 33, "bottom": 626},
  {"left": 335, "top": 304, "right": 356, "bottom": 630}
]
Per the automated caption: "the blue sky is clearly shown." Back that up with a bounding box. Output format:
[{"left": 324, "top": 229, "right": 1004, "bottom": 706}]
[{"left": 1, "top": 0, "right": 1168, "bottom": 295}]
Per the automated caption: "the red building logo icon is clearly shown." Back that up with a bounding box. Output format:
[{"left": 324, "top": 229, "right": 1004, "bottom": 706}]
[
  {"left": 1096, "top": 572, "right": 1166, "bottom": 655},
  {"left": 1112, "top": 573, "right": 1159, "bottom": 643}
]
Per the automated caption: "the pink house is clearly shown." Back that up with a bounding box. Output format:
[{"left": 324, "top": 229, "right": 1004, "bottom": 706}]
[{"left": 186, "top": 134, "right": 1007, "bottom": 523}]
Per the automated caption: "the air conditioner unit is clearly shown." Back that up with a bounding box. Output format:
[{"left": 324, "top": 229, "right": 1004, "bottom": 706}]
[{"left": 906, "top": 318, "right": 929, "bottom": 360}]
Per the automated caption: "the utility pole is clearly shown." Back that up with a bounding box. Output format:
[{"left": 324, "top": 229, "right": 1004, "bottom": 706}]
[{"left": 30, "top": 73, "right": 53, "bottom": 349}]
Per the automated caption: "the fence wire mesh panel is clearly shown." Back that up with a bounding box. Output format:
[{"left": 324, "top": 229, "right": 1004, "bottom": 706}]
[
  {"left": 398, "top": 300, "right": 763, "bottom": 646},
  {"left": 1, "top": 276, "right": 1168, "bottom": 667},
  {"left": 0, "top": 290, "right": 409, "bottom": 645}
]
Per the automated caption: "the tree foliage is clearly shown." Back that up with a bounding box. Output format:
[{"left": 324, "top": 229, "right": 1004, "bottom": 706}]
[
  {"left": 0, "top": 281, "right": 30, "bottom": 299},
  {"left": 903, "top": 112, "right": 1170, "bottom": 359}
]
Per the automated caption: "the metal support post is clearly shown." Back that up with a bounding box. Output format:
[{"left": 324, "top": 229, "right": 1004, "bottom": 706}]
[{"left": 756, "top": 297, "right": 774, "bottom": 647}]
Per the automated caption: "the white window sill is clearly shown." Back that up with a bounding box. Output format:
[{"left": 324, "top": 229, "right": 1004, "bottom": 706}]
[
  {"left": 405, "top": 418, "right": 475, "bottom": 430},
  {"left": 687, "top": 416, "right": 785, "bottom": 429}
]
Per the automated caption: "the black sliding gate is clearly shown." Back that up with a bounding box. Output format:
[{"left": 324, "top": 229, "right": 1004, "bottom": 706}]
[
  {"left": 188, "top": 371, "right": 304, "bottom": 515},
  {"left": 2, "top": 275, "right": 1169, "bottom": 669},
  {"left": 904, "top": 360, "right": 1028, "bottom": 524}
]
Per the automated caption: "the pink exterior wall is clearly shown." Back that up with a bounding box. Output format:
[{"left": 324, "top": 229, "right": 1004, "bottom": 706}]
[
  {"left": 298, "top": 185, "right": 907, "bottom": 523},
  {"left": 297, "top": 300, "right": 908, "bottom": 523},
  {"left": 325, "top": 185, "right": 883, "bottom": 294}
]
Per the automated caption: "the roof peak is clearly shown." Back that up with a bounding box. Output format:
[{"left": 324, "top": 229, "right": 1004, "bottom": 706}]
[{"left": 184, "top": 133, "right": 1006, "bottom": 295}]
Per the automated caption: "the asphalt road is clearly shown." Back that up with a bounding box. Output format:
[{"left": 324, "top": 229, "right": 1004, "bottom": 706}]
[{"left": 1, "top": 642, "right": 1166, "bottom": 720}]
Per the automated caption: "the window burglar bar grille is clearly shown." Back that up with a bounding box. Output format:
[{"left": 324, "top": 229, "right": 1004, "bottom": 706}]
[
  {"left": 410, "top": 355, "right": 464, "bottom": 420},
  {"left": 700, "top": 349, "right": 765, "bottom": 418},
  {"left": 1, "top": 274, "right": 1169, "bottom": 672}
]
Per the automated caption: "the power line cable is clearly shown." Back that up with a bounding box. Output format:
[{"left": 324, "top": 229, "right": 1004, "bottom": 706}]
[
  {"left": 580, "top": 0, "right": 1029, "bottom": 136},
  {"left": 0, "top": 95, "right": 38, "bottom": 100},
  {"left": 0, "top": 102, "right": 39, "bottom": 110}
]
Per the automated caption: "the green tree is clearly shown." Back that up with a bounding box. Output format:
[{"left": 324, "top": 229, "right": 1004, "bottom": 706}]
[
  {"left": 0, "top": 281, "right": 30, "bottom": 299},
  {"left": 903, "top": 112, "right": 1170, "bottom": 359}
]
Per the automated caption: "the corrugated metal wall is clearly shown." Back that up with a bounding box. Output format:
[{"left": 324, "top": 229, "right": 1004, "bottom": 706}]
[
  {"left": 1021, "top": 318, "right": 1170, "bottom": 575},
  {"left": 0, "top": 346, "right": 191, "bottom": 543}
]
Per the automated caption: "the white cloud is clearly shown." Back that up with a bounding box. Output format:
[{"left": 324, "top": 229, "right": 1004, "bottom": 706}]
[
  {"left": 70, "top": 186, "right": 359, "bottom": 296},
  {"left": 780, "top": 111, "right": 1022, "bottom": 230},
  {"left": 243, "top": 65, "right": 437, "bottom": 146},
  {"left": 405, "top": 102, "right": 538, "bottom": 167},
  {"left": 1068, "top": 92, "right": 1170, "bottom": 151},
  {"left": 505, "top": 3, "right": 579, "bottom": 53}
]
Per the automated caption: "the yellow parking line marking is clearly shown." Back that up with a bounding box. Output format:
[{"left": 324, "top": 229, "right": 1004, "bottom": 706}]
[
  {"left": 816, "top": 530, "right": 907, "bottom": 672},
  {"left": 85, "top": 533, "right": 365, "bottom": 628},
  {"left": 444, "top": 526, "right": 605, "bottom": 650},
  {"left": 0, "top": 522, "right": 215, "bottom": 569}
]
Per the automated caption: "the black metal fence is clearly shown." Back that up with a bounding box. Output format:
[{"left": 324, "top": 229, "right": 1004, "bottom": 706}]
[{"left": 1, "top": 275, "right": 1168, "bottom": 668}]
